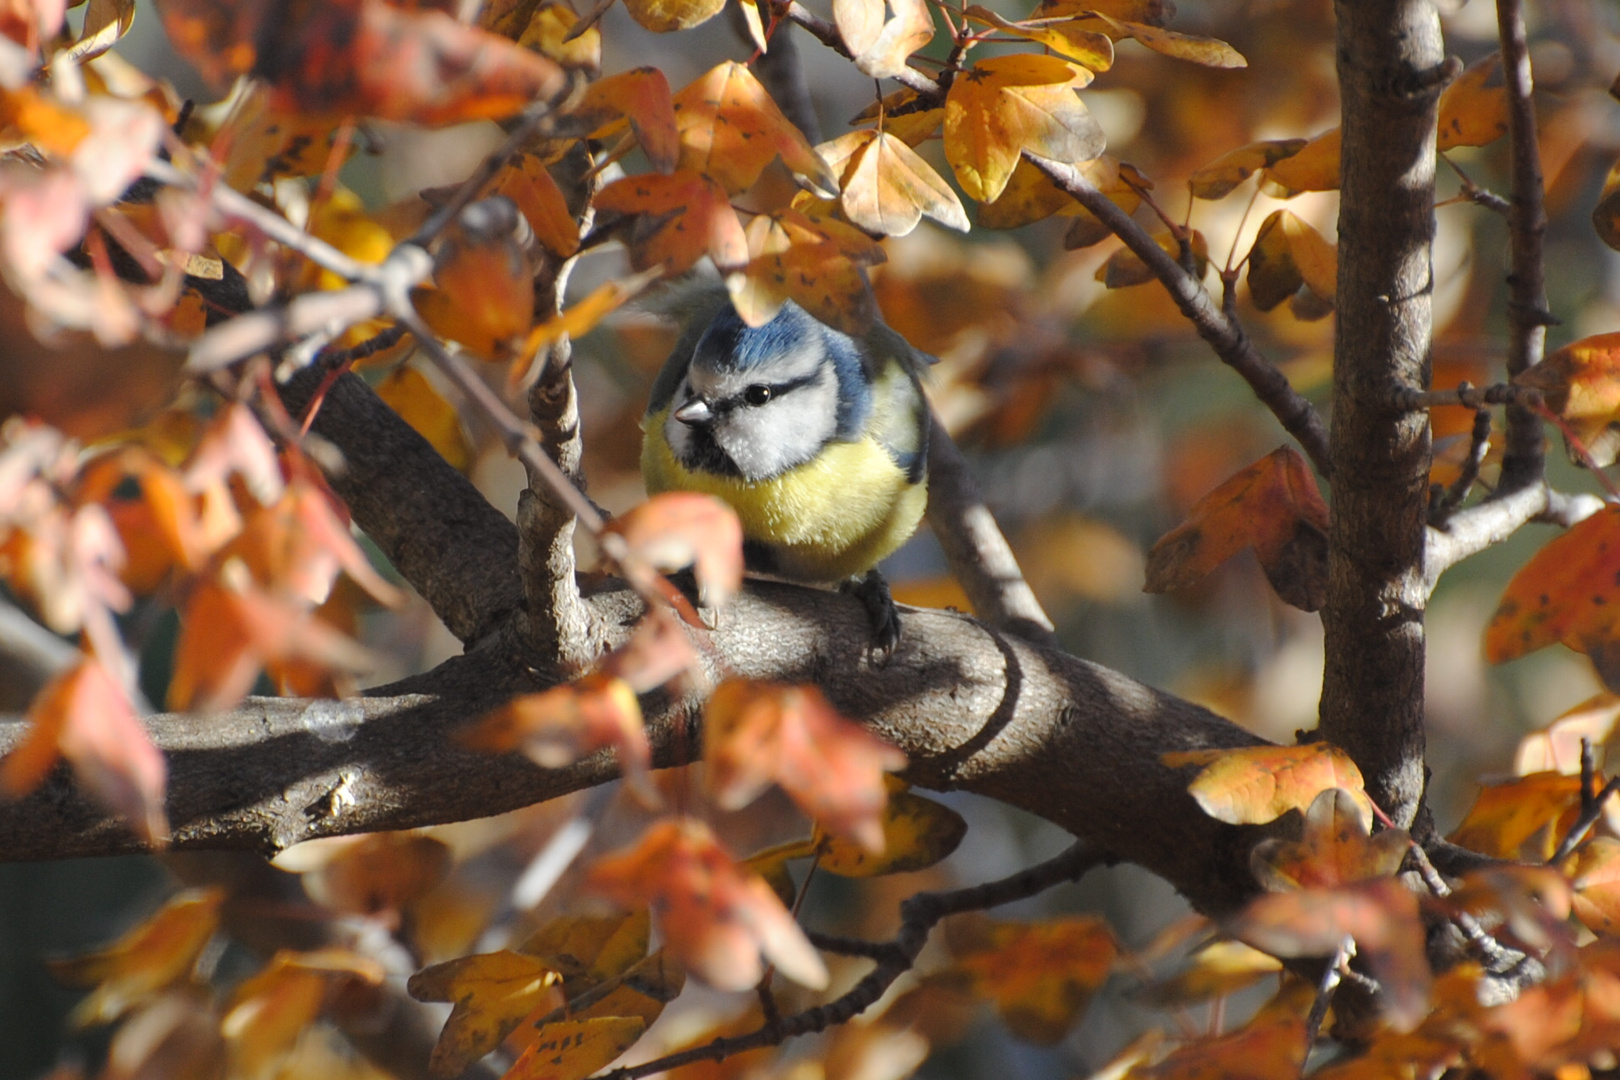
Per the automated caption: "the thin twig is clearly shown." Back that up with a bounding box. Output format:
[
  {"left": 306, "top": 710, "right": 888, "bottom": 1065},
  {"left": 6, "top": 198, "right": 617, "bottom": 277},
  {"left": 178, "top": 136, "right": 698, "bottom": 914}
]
[
  {"left": 598, "top": 843, "right": 1104, "bottom": 1080},
  {"left": 777, "top": 0, "right": 943, "bottom": 99},
  {"left": 1391, "top": 381, "right": 1542, "bottom": 411},
  {"left": 1549, "top": 776, "right": 1620, "bottom": 864},
  {"left": 1302, "top": 937, "right": 1353, "bottom": 1060},
  {"left": 1440, "top": 154, "right": 1512, "bottom": 216},
  {"left": 1408, "top": 842, "right": 1525, "bottom": 972},
  {"left": 1429, "top": 407, "right": 1492, "bottom": 522},
  {"left": 1582, "top": 738, "right": 1598, "bottom": 813},
  {"left": 1495, "top": 0, "right": 1553, "bottom": 493},
  {"left": 1424, "top": 482, "right": 1606, "bottom": 592},
  {"left": 1026, "top": 153, "right": 1333, "bottom": 478}
]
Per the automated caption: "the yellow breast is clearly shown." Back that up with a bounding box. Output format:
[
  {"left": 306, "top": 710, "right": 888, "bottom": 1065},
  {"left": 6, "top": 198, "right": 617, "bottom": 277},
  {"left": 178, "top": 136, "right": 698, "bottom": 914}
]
[{"left": 642, "top": 407, "right": 928, "bottom": 583}]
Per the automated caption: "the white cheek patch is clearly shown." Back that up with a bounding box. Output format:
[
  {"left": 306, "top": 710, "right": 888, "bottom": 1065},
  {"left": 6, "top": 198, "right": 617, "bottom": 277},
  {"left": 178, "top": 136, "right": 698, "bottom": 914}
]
[{"left": 715, "top": 373, "right": 840, "bottom": 481}]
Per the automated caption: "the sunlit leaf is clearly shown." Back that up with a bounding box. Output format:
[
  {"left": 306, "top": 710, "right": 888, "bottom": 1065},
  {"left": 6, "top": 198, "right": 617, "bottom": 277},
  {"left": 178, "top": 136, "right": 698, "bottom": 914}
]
[
  {"left": 375, "top": 366, "right": 473, "bottom": 473},
  {"left": 943, "top": 54, "right": 1103, "bottom": 204},
  {"left": 496, "top": 154, "right": 580, "bottom": 258},
  {"left": 594, "top": 170, "right": 749, "bottom": 275},
  {"left": 830, "top": 129, "right": 969, "bottom": 236},
  {"left": 1485, "top": 508, "right": 1620, "bottom": 683},
  {"left": 1164, "top": 743, "right": 1372, "bottom": 831},
  {"left": 1189, "top": 139, "right": 1307, "bottom": 201},
  {"left": 1138, "top": 940, "right": 1282, "bottom": 1007},
  {"left": 1436, "top": 54, "right": 1508, "bottom": 152},
  {"left": 1515, "top": 332, "right": 1620, "bottom": 466},
  {"left": 817, "top": 783, "right": 967, "bottom": 876},
  {"left": 1250, "top": 787, "right": 1409, "bottom": 892},
  {"left": 962, "top": 6, "right": 1113, "bottom": 72},
  {"left": 673, "top": 62, "right": 838, "bottom": 196},
  {"left": 569, "top": 67, "right": 678, "bottom": 173},
  {"left": 1245, "top": 208, "right": 1336, "bottom": 312},
  {"left": 733, "top": 209, "right": 885, "bottom": 334},
  {"left": 408, "top": 950, "right": 563, "bottom": 1077},
  {"left": 1449, "top": 772, "right": 1584, "bottom": 861},
  {"left": 1262, "top": 127, "right": 1340, "bottom": 195},
  {"left": 835, "top": 0, "right": 935, "bottom": 79}
]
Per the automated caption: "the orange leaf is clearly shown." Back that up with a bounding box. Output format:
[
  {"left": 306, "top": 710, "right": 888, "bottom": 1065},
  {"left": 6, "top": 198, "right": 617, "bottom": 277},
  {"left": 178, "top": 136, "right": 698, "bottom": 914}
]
[
  {"left": 834, "top": 130, "right": 968, "bottom": 237},
  {"left": 1437, "top": 54, "right": 1508, "bottom": 152},
  {"left": 947, "top": 915, "right": 1117, "bottom": 1043},
  {"left": 816, "top": 783, "right": 967, "bottom": 876},
  {"left": 513, "top": 267, "right": 665, "bottom": 387},
  {"left": 461, "top": 674, "right": 653, "bottom": 800},
  {"left": 1138, "top": 940, "right": 1282, "bottom": 1007},
  {"left": 504, "top": 1016, "right": 647, "bottom": 1080},
  {"left": 704, "top": 678, "right": 907, "bottom": 852},
  {"left": 597, "top": 607, "right": 700, "bottom": 695},
  {"left": 594, "top": 170, "right": 748, "bottom": 275},
  {"left": 223, "top": 948, "right": 386, "bottom": 1079},
  {"left": 513, "top": 3, "right": 601, "bottom": 70},
  {"left": 1189, "top": 139, "right": 1308, "bottom": 201},
  {"left": 430, "top": 197, "right": 536, "bottom": 351},
  {"left": 1485, "top": 508, "right": 1620, "bottom": 679},
  {"left": 1230, "top": 877, "right": 1430, "bottom": 1030},
  {"left": 408, "top": 950, "right": 564, "bottom": 1077},
  {"left": 587, "top": 818, "right": 828, "bottom": 992},
  {"left": 570, "top": 68, "right": 679, "bottom": 174},
  {"left": 1515, "top": 332, "right": 1620, "bottom": 439},
  {"left": 1144, "top": 447, "right": 1329, "bottom": 611},
  {"left": 49, "top": 887, "right": 224, "bottom": 1027},
  {"left": 496, "top": 155, "right": 581, "bottom": 258},
  {"left": 3, "top": 656, "right": 168, "bottom": 847},
  {"left": 1250, "top": 788, "right": 1410, "bottom": 892},
  {"left": 283, "top": 832, "right": 452, "bottom": 921},
  {"left": 1449, "top": 772, "right": 1584, "bottom": 860},
  {"left": 943, "top": 54, "right": 1104, "bottom": 204},
  {"left": 226, "top": 479, "right": 402, "bottom": 607},
  {"left": 733, "top": 209, "right": 885, "bottom": 335},
  {"left": 964, "top": 7, "right": 1113, "bottom": 71},
  {"left": 602, "top": 491, "right": 744, "bottom": 609},
  {"left": 1164, "top": 743, "right": 1372, "bottom": 830},
  {"left": 1138, "top": 1015, "right": 1305, "bottom": 1080},
  {"left": 158, "top": 0, "right": 568, "bottom": 126},
  {"left": 1563, "top": 837, "right": 1620, "bottom": 935},
  {"left": 672, "top": 62, "right": 838, "bottom": 196},
  {"left": 1515, "top": 694, "right": 1620, "bottom": 776}
]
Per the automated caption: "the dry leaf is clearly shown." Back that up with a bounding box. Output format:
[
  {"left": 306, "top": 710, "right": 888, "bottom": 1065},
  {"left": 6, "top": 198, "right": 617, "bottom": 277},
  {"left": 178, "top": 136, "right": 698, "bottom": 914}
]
[
  {"left": 673, "top": 62, "right": 838, "bottom": 196},
  {"left": 946, "top": 914, "right": 1117, "bottom": 1044},
  {"left": 943, "top": 55, "right": 1104, "bottom": 204},
  {"left": 602, "top": 491, "right": 744, "bottom": 608},
  {"left": 1164, "top": 743, "right": 1372, "bottom": 830},
  {"left": 408, "top": 950, "right": 563, "bottom": 1077}
]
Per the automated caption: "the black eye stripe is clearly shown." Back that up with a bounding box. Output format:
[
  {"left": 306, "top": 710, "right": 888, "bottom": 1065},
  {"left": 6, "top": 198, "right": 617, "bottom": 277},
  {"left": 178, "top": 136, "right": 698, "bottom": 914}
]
[{"left": 719, "top": 373, "right": 819, "bottom": 411}]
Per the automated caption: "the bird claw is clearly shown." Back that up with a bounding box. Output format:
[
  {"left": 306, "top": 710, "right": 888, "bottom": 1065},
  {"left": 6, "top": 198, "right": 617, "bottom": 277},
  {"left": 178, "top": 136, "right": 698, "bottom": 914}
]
[{"left": 845, "top": 570, "right": 901, "bottom": 660}]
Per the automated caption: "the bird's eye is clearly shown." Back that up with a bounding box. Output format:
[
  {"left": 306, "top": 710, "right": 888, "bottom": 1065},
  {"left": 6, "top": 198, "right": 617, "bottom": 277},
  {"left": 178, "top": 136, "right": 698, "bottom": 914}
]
[{"left": 744, "top": 384, "right": 773, "bottom": 406}]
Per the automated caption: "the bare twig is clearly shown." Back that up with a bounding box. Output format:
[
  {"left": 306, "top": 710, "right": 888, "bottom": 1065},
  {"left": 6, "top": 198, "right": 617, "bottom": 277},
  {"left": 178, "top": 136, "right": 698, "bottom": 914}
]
[
  {"left": 1424, "top": 482, "right": 1606, "bottom": 591},
  {"left": 1303, "top": 937, "right": 1354, "bottom": 1058},
  {"left": 1440, "top": 154, "right": 1512, "bottom": 216},
  {"left": 778, "top": 1, "right": 943, "bottom": 99},
  {"left": 1026, "top": 153, "right": 1333, "bottom": 478},
  {"left": 1549, "top": 776, "right": 1620, "bottom": 864},
  {"left": 924, "top": 417, "right": 1059, "bottom": 648},
  {"left": 599, "top": 843, "right": 1105, "bottom": 1080},
  {"left": 1429, "top": 408, "right": 1492, "bottom": 522},
  {"left": 1495, "top": 0, "right": 1553, "bottom": 493},
  {"left": 1391, "top": 381, "right": 1542, "bottom": 411},
  {"left": 1408, "top": 842, "right": 1525, "bottom": 972}
]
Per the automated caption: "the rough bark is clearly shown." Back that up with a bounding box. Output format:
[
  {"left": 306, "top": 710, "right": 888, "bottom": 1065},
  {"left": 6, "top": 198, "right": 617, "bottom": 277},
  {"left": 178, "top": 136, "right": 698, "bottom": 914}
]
[{"left": 1318, "top": 0, "right": 1447, "bottom": 829}]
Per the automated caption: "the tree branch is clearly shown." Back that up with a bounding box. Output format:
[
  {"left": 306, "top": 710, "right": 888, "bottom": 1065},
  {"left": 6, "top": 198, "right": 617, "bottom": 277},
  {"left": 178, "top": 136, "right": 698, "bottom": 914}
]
[
  {"left": 1317, "top": 1, "right": 1450, "bottom": 829},
  {"left": 1424, "top": 482, "right": 1605, "bottom": 591},
  {"left": 924, "top": 418, "right": 1059, "bottom": 647},
  {"left": 1025, "top": 153, "right": 1333, "bottom": 479},
  {"left": 777, "top": 1, "right": 943, "bottom": 99},
  {"left": 0, "top": 582, "right": 1269, "bottom": 917},
  {"left": 1495, "top": 0, "right": 1552, "bottom": 493}
]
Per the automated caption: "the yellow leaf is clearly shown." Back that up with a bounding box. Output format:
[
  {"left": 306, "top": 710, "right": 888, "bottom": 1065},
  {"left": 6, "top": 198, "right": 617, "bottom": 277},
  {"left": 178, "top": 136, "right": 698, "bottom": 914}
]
[
  {"left": 1097, "top": 228, "right": 1208, "bottom": 288},
  {"left": 1594, "top": 157, "right": 1620, "bottom": 251},
  {"left": 1437, "top": 55, "right": 1508, "bottom": 151},
  {"left": 1262, "top": 128, "right": 1340, "bottom": 195},
  {"left": 944, "top": 55, "right": 1104, "bottom": 204},
  {"left": 947, "top": 915, "right": 1117, "bottom": 1044},
  {"left": 407, "top": 950, "right": 563, "bottom": 1077},
  {"left": 374, "top": 366, "right": 472, "bottom": 473},
  {"left": 838, "top": 130, "right": 968, "bottom": 236},
  {"left": 1246, "top": 209, "right": 1336, "bottom": 312},
  {"left": 734, "top": 210, "right": 884, "bottom": 335},
  {"left": 624, "top": 0, "right": 724, "bottom": 32},
  {"left": 962, "top": 6, "right": 1113, "bottom": 71},
  {"left": 835, "top": 0, "right": 935, "bottom": 79},
  {"left": 1189, "top": 139, "right": 1308, "bottom": 200},
  {"left": 1164, "top": 743, "right": 1372, "bottom": 831},
  {"left": 817, "top": 784, "right": 967, "bottom": 876},
  {"left": 517, "top": 3, "right": 601, "bottom": 70}
]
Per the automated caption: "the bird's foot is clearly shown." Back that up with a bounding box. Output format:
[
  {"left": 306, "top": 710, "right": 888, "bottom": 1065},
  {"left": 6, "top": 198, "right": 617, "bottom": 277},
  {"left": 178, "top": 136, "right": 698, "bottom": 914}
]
[{"left": 844, "top": 569, "right": 901, "bottom": 659}]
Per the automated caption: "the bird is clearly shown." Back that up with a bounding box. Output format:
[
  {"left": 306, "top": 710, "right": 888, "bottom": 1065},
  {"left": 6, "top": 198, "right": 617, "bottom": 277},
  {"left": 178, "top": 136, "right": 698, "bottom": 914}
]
[{"left": 641, "top": 293, "right": 932, "bottom": 653}]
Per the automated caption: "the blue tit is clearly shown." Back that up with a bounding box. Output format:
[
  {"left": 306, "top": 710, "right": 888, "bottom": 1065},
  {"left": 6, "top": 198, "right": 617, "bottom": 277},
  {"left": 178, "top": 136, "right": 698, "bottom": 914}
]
[{"left": 641, "top": 295, "right": 932, "bottom": 651}]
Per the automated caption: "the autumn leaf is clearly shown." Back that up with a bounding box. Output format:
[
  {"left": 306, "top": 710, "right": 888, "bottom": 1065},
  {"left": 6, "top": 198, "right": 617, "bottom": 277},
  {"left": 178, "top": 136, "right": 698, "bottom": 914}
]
[
  {"left": 1138, "top": 940, "right": 1282, "bottom": 1007},
  {"left": 602, "top": 491, "right": 744, "bottom": 609},
  {"left": 1230, "top": 876, "right": 1431, "bottom": 1030},
  {"left": 1250, "top": 787, "right": 1409, "bottom": 892},
  {"left": 1190, "top": 139, "right": 1308, "bottom": 201},
  {"left": 49, "top": 887, "right": 224, "bottom": 1027},
  {"left": 819, "top": 129, "right": 969, "bottom": 237},
  {"left": 1245, "top": 209, "right": 1337, "bottom": 312},
  {"left": 624, "top": 0, "right": 724, "bottom": 32},
  {"left": 1262, "top": 127, "right": 1341, "bottom": 195},
  {"left": 1561, "top": 838, "right": 1620, "bottom": 935},
  {"left": 835, "top": 0, "right": 936, "bottom": 79},
  {"left": 156, "top": 0, "right": 568, "bottom": 126},
  {"left": 586, "top": 818, "right": 828, "bottom": 992},
  {"left": 408, "top": 950, "right": 563, "bottom": 1077},
  {"left": 496, "top": 154, "right": 581, "bottom": 259},
  {"left": 1515, "top": 694, "right": 1620, "bottom": 776},
  {"left": 1, "top": 655, "right": 168, "bottom": 847},
  {"left": 568, "top": 67, "right": 679, "bottom": 174},
  {"left": 1144, "top": 447, "right": 1330, "bottom": 611},
  {"left": 704, "top": 677, "right": 907, "bottom": 852},
  {"left": 504, "top": 1016, "right": 647, "bottom": 1080},
  {"left": 1449, "top": 772, "right": 1584, "bottom": 861},
  {"left": 1436, "top": 54, "right": 1508, "bottom": 152},
  {"left": 460, "top": 674, "right": 653, "bottom": 801},
  {"left": 1485, "top": 507, "right": 1620, "bottom": 684},
  {"left": 945, "top": 914, "right": 1117, "bottom": 1044},
  {"left": 1594, "top": 157, "right": 1620, "bottom": 252},
  {"left": 1063, "top": 159, "right": 1146, "bottom": 246},
  {"left": 1514, "top": 332, "right": 1620, "bottom": 467},
  {"left": 943, "top": 55, "right": 1104, "bottom": 204},
  {"left": 961, "top": 6, "right": 1113, "bottom": 72},
  {"left": 594, "top": 170, "right": 748, "bottom": 276},
  {"left": 513, "top": 3, "right": 601, "bottom": 70},
  {"left": 733, "top": 209, "right": 886, "bottom": 335},
  {"left": 1164, "top": 743, "right": 1373, "bottom": 830},
  {"left": 1138, "top": 1015, "right": 1305, "bottom": 1080},
  {"left": 1097, "top": 227, "right": 1207, "bottom": 288},
  {"left": 673, "top": 62, "right": 838, "bottom": 196},
  {"left": 280, "top": 832, "right": 452, "bottom": 921},
  {"left": 1030, "top": 1, "right": 1245, "bottom": 68},
  {"left": 519, "top": 909, "right": 650, "bottom": 986},
  {"left": 222, "top": 948, "right": 386, "bottom": 1080},
  {"left": 816, "top": 783, "right": 967, "bottom": 876},
  {"left": 595, "top": 607, "right": 700, "bottom": 696}
]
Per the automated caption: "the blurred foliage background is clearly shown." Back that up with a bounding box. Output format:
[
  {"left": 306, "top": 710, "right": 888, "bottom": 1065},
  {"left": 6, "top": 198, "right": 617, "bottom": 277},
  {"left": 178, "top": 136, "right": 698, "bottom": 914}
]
[{"left": 6, "top": 0, "right": 1620, "bottom": 1077}]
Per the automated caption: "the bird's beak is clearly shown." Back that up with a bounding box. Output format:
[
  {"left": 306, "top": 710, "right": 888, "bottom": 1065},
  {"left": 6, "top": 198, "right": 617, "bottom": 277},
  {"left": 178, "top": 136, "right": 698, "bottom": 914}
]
[{"left": 674, "top": 399, "right": 713, "bottom": 426}]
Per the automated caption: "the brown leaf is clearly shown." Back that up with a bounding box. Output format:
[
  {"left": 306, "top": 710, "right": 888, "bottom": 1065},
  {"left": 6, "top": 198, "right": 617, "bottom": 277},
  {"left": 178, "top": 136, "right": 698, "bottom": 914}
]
[
  {"left": 1164, "top": 743, "right": 1372, "bottom": 830},
  {"left": 587, "top": 818, "right": 828, "bottom": 991},
  {"left": 594, "top": 170, "right": 748, "bottom": 275},
  {"left": 1144, "top": 447, "right": 1329, "bottom": 611},
  {"left": 816, "top": 783, "right": 967, "bottom": 876},
  {"left": 1436, "top": 54, "right": 1508, "bottom": 151},
  {"left": 504, "top": 1016, "right": 646, "bottom": 1080},
  {"left": 1139, "top": 1016, "right": 1305, "bottom": 1080},
  {"left": 289, "top": 832, "right": 453, "bottom": 921},
  {"left": 1485, "top": 507, "right": 1620, "bottom": 682},
  {"left": 1189, "top": 139, "right": 1308, "bottom": 200},
  {"left": 1594, "top": 157, "right": 1620, "bottom": 252},
  {"left": 1562, "top": 837, "right": 1620, "bottom": 936},
  {"left": 1097, "top": 228, "right": 1207, "bottom": 288},
  {"left": 946, "top": 914, "right": 1117, "bottom": 1043},
  {"left": 602, "top": 491, "right": 744, "bottom": 608},
  {"left": 1449, "top": 772, "right": 1584, "bottom": 861}
]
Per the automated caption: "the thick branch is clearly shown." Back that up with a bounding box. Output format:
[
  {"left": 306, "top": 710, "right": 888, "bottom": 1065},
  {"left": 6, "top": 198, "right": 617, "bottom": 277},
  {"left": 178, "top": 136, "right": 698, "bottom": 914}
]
[
  {"left": 1318, "top": 0, "right": 1448, "bottom": 829},
  {"left": 0, "top": 583, "right": 1268, "bottom": 918},
  {"left": 1495, "top": 0, "right": 1551, "bottom": 492},
  {"left": 1026, "top": 154, "right": 1333, "bottom": 479},
  {"left": 277, "top": 367, "right": 525, "bottom": 645},
  {"left": 924, "top": 418, "right": 1059, "bottom": 647}
]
